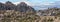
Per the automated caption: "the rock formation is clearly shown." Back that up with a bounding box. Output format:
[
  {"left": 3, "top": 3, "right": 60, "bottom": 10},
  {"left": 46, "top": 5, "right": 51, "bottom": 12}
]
[{"left": 0, "top": 1, "right": 35, "bottom": 13}]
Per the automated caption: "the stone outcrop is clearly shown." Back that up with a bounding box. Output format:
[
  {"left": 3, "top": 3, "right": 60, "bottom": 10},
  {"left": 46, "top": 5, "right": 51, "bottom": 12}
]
[{"left": 0, "top": 1, "right": 35, "bottom": 13}]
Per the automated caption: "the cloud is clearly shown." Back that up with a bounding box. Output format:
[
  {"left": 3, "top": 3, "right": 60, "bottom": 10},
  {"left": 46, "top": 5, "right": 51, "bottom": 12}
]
[
  {"left": 40, "top": 2, "right": 55, "bottom": 5},
  {"left": 55, "top": 0, "right": 60, "bottom": 1},
  {"left": 13, "top": 2, "right": 20, "bottom": 5},
  {"left": 13, "top": 1, "right": 56, "bottom": 7},
  {"left": 0, "top": 0, "right": 59, "bottom": 6},
  {"left": 13, "top": 1, "right": 32, "bottom": 6},
  {"left": 0, "top": 1, "right": 5, "bottom": 3}
]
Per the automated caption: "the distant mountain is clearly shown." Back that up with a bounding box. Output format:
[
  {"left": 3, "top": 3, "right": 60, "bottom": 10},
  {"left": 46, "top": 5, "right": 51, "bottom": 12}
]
[
  {"left": 32, "top": 1, "right": 60, "bottom": 10},
  {"left": 0, "top": 1, "right": 36, "bottom": 13},
  {"left": 37, "top": 7, "right": 60, "bottom": 16},
  {"left": 0, "top": 2, "right": 6, "bottom": 10},
  {"left": 5, "top": 1, "right": 16, "bottom": 10},
  {"left": 16, "top": 2, "right": 35, "bottom": 13}
]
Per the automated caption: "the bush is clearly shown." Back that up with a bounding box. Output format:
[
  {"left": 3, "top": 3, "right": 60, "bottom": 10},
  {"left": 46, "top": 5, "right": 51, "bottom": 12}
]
[
  {"left": 42, "top": 17, "right": 54, "bottom": 22},
  {"left": 0, "top": 10, "right": 40, "bottom": 22}
]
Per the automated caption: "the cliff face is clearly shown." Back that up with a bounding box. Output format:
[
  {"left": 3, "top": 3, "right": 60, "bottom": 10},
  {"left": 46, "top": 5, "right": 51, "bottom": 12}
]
[
  {"left": 0, "top": 1, "right": 16, "bottom": 10},
  {"left": 5, "top": 1, "right": 16, "bottom": 10},
  {"left": 17, "top": 2, "right": 35, "bottom": 13},
  {"left": 0, "top": 1, "right": 35, "bottom": 13},
  {"left": 0, "top": 2, "right": 6, "bottom": 10}
]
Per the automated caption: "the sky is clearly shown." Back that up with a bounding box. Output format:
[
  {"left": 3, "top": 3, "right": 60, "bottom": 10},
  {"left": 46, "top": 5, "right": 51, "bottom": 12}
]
[
  {"left": 0, "top": 0, "right": 60, "bottom": 6},
  {"left": 0, "top": 0, "right": 60, "bottom": 10}
]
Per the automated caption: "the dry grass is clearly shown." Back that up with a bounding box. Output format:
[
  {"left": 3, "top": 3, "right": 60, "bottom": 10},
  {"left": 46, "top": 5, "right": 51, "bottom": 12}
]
[{"left": 0, "top": 10, "right": 60, "bottom": 22}]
